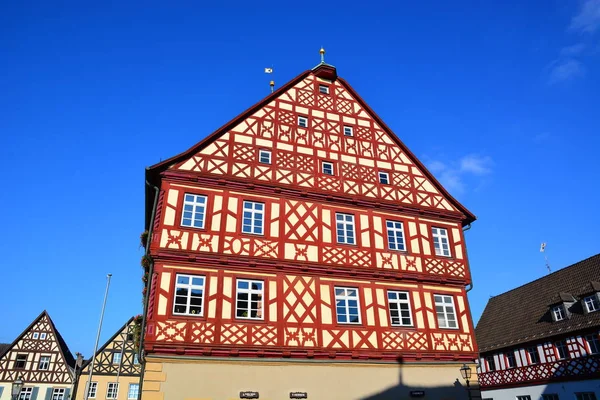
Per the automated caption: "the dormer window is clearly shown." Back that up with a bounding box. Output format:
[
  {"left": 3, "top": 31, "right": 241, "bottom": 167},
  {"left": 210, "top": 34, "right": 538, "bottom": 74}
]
[
  {"left": 584, "top": 295, "right": 599, "bottom": 313},
  {"left": 298, "top": 116, "right": 308, "bottom": 128},
  {"left": 343, "top": 126, "right": 353, "bottom": 136},
  {"left": 552, "top": 305, "right": 565, "bottom": 321},
  {"left": 319, "top": 84, "right": 330, "bottom": 95}
]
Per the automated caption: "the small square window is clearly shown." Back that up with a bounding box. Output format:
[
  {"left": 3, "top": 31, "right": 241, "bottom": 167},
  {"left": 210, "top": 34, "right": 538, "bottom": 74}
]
[
  {"left": 379, "top": 172, "right": 390, "bottom": 184},
  {"left": 298, "top": 116, "right": 308, "bottom": 128},
  {"left": 112, "top": 352, "right": 122, "bottom": 365},
  {"left": 322, "top": 161, "right": 334, "bottom": 176},
  {"left": 343, "top": 126, "right": 353, "bottom": 136},
  {"left": 51, "top": 388, "right": 65, "bottom": 400},
  {"left": 15, "top": 354, "right": 27, "bottom": 369},
  {"left": 32, "top": 332, "right": 39, "bottom": 339},
  {"left": 40, "top": 333, "right": 47, "bottom": 340},
  {"left": 584, "top": 295, "right": 599, "bottom": 313},
  {"left": 258, "top": 149, "right": 271, "bottom": 165},
  {"left": 18, "top": 388, "right": 33, "bottom": 400},
  {"left": 319, "top": 84, "right": 329, "bottom": 94},
  {"left": 38, "top": 355, "right": 51, "bottom": 370},
  {"left": 552, "top": 305, "right": 565, "bottom": 321}
]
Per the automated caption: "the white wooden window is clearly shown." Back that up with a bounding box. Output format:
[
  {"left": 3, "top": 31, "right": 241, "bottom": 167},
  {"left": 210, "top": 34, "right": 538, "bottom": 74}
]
[
  {"left": 378, "top": 171, "right": 390, "bottom": 184},
  {"left": 40, "top": 333, "right": 47, "bottom": 339},
  {"left": 319, "top": 84, "right": 329, "bottom": 94},
  {"left": 387, "top": 291, "right": 412, "bottom": 326},
  {"left": 32, "top": 332, "right": 39, "bottom": 339},
  {"left": 128, "top": 383, "right": 140, "bottom": 400},
  {"left": 51, "top": 388, "right": 65, "bottom": 400},
  {"left": 18, "top": 388, "right": 33, "bottom": 400},
  {"left": 386, "top": 220, "right": 406, "bottom": 251},
  {"left": 181, "top": 194, "right": 207, "bottom": 229},
  {"left": 552, "top": 305, "right": 565, "bottom": 321},
  {"left": 432, "top": 227, "right": 451, "bottom": 257},
  {"left": 173, "top": 274, "right": 205, "bottom": 316},
  {"left": 587, "top": 334, "right": 600, "bottom": 354},
  {"left": 527, "top": 347, "right": 540, "bottom": 364},
  {"left": 38, "top": 355, "right": 50, "bottom": 370},
  {"left": 112, "top": 352, "right": 121, "bottom": 365},
  {"left": 555, "top": 340, "right": 568, "bottom": 359},
  {"left": 516, "top": 396, "right": 531, "bottom": 400},
  {"left": 298, "top": 116, "right": 308, "bottom": 127},
  {"left": 485, "top": 355, "right": 496, "bottom": 371},
  {"left": 107, "top": 383, "right": 119, "bottom": 399},
  {"left": 335, "top": 287, "right": 361, "bottom": 324},
  {"left": 87, "top": 382, "right": 97, "bottom": 399},
  {"left": 242, "top": 201, "right": 264, "bottom": 235},
  {"left": 434, "top": 294, "right": 457, "bottom": 329},
  {"left": 584, "top": 295, "right": 599, "bottom": 313},
  {"left": 576, "top": 393, "right": 597, "bottom": 400},
  {"left": 336, "top": 213, "right": 356, "bottom": 245},
  {"left": 343, "top": 126, "right": 353, "bottom": 136},
  {"left": 322, "top": 161, "right": 334, "bottom": 175},
  {"left": 236, "top": 279, "right": 264, "bottom": 320},
  {"left": 505, "top": 352, "right": 516, "bottom": 369},
  {"left": 258, "top": 149, "right": 271, "bottom": 164},
  {"left": 542, "top": 395, "right": 559, "bottom": 400}
]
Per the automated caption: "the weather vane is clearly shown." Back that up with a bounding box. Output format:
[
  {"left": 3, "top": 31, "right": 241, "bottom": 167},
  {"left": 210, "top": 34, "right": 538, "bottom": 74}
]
[{"left": 320, "top": 47, "right": 325, "bottom": 64}]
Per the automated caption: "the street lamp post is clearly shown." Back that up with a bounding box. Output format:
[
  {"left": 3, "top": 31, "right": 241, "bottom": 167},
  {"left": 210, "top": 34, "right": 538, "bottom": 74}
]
[
  {"left": 460, "top": 364, "right": 472, "bottom": 400},
  {"left": 11, "top": 377, "right": 24, "bottom": 400}
]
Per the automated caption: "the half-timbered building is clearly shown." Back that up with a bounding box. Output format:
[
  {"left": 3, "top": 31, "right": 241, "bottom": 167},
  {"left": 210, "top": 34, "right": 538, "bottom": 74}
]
[
  {"left": 75, "top": 318, "right": 141, "bottom": 400},
  {"left": 0, "top": 311, "right": 76, "bottom": 400},
  {"left": 141, "top": 56, "right": 479, "bottom": 400},
  {"left": 476, "top": 254, "right": 600, "bottom": 400}
]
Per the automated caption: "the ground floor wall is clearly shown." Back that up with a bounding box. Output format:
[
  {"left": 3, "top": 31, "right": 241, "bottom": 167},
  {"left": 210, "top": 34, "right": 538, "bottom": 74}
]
[
  {"left": 74, "top": 375, "right": 140, "bottom": 400},
  {"left": 142, "top": 356, "right": 475, "bottom": 400},
  {"left": 481, "top": 378, "right": 600, "bottom": 400},
  {"left": 0, "top": 382, "right": 73, "bottom": 400}
]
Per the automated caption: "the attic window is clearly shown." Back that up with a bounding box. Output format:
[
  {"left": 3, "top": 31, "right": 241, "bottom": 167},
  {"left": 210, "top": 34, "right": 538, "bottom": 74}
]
[
  {"left": 322, "top": 161, "right": 335, "bottom": 176},
  {"left": 485, "top": 355, "right": 496, "bottom": 371},
  {"left": 40, "top": 333, "right": 47, "bottom": 340},
  {"left": 555, "top": 340, "right": 568, "bottom": 360},
  {"left": 319, "top": 84, "right": 330, "bottom": 95},
  {"left": 343, "top": 126, "right": 353, "bottom": 136},
  {"left": 298, "top": 116, "right": 308, "bottom": 128},
  {"left": 15, "top": 354, "right": 27, "bottom": 369},
  {"left": 259, "top": 149, "right": 272, "bottom": 165},
  {"left": 584, "top": 295, "right": 599, "bottom": 313},
  {"left": 552, "top": 305, "right": 565, "bottom": 321}
]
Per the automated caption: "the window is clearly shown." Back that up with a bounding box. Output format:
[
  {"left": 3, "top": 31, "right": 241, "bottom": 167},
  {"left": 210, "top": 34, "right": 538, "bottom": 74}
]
[
  {"left": 505, "top": 352, "right": 516, "bottom": 369},
  {"left": 258, "top": 149, "right": 271, "bottom": 165},
  {"left": 542, "top": 394, "right": 560, "bottom": 400},
  {"left": 298, "top": 116, "right": 308, "bottom": 128},
  {"left": 386, "top": 220, "right": 406, "bottom": 251},
  {"left": 584, "top": 295, "right": 599, "bottom": 313},
  {"left": 335, "top": 287, "right": 361, "bottom": 324},
  {"left": 173, "top": 274, "right": 205, "bottom": 316},
  {"left": 133, "top": 353, "right": 140, "bottom": 365},
  {"left": 18, "top": 388, "right": 33, "bottom": 400},
  {"left": 552, "top": 305, "right": 565, "bottom": 321},
  {"left": 128, "top": 383, "right": 140, "bottom": 400},
  {"left": 378, "top": 171, "right": 390, "bottom": 184},
  {"left": 335, "top": 213, "right": 356, "bottom": 245},
  {"left": 432, "top": 227, "right": 451, "bottom": 257},
  {"left": 38, "top": 355, "right": 50, "bottom": 370},
  {"left": 181, "top": 193, "right": 207, "bottom": 229},
  {"left": 87, "top": 382, "right": 97, "bottom": 399},
  {"left": 516, "top": 396, "right": 531, "bottom": 400},
  {"left": 51, "top": 388, "right": 65, "bottom": 400},
  {"left": 236, "top": 279, "right": 263, "bottom": 320},
  {"left": 15, "top": 354, "right": 27, "bottom": 369},
  {"left": 242, "top": 201, "right": 264, "bottom": 235},
  {"left": 387, "top": 291, "right": 413, "bottom": 326},
  {"left": 107, "top": 383, "right": 119, "bottom": 399},
  {"left": 576, "top": 393, "right": 597, "bottom": 400},
  {"left": 32, "top": 332, "right": 39, "bottom": 339},
  {"left": 343, "top": 126, "right": 353, "bottom": 136},
  {"left": 527, "top": 347, "right": 540, "bottom": 364},
  {"left": 40, "top": 333, "right": 47, "bottom": 339},
  {"left": 485, "top": 355, "right": 496, "bottom": 372},
  {"left": 319, "top": 84, "right": 329, "bottom": 94},
  {"left": 434, "top": 294, "right": 458, "bottom": 329},
  {"left": 322, "top": 161, "right": 334, "bottom": 176},
  {"left": 112, "top": 352, "right": 122, "bottom": 365},
  {"left": 587, "top": 334, "right": 600, "bottom": 354},
  {"left": 555, "top": 340, "right": 568, "bottom": 359}
]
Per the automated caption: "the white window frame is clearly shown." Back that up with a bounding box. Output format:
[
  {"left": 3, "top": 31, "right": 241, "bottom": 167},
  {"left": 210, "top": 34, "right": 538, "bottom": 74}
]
[
  {"left": 335, "top": 287, "right": 361, "bottom": 324},
  {"left": 386, "top": 220, "right": 406, "bottom": 251},
  {"left": 107, "top": 382, "right": 119, "bottom": 399},
  {"left": 555, "top": 340, "right": 568, "bottom": 359},
  {"left": 18, "top": 388, "right": 33, "bottom": 400},
  {"left": 51, "top": 388, "right": 65, "bottom": 400},
  {"left": 434, "top": 294, "right": 458, "bottom": 329},
  {"left": 38, "top": 355, "right": 51, "bottom": 370},
  {"left": 584, "top": 295, "right": 599, "bottom": 313},
  {"left": 505, "top": 351, "right": 516, "bottom": 369},
  {"left": 552, "top": 305, "right": 565, "bottom": 321},
  {"left": 133, "top": 353, "right": 139, "bottom": 365},
  {"left": 40, "top": 333, "right": 47, "bottom": 339},
  {"left": 322, "top": 161, "right": 334, "bottom": 176},
  {"left": 87, "top": 382, "right": 98, "bottom": 399},
  {"left": 432, "top": 227, "right": 451, "bottom": 257},
  {"left": 235, "top": 279, "right": 264, "bottom": 320},
  {"left": 242, "top": 201, "right": 264, "bottom": 235},
  {"left": 318, "top": 84, "right": 329, "bottom": 94},
  {"left": 576, "top": 393, "right": 597, "bottom": 400},
  {"left": 128, "top": 383, "right": 140, "bottom": 400},
  {"left": 485, "top": 355, "right": 496, "bottom": 371},
  {"left": 516, "top": 396, "right": 532, "bottom": 400},
  {"left": 258, "top": 149, "right": 271, "bottom": 165},
  {"left": 527, "top": 346, "right": 540, "bottom": 364},
  {"left": 298, "top": 116, "right": 308, "bottom": 128},
  {"left": 378, "top": 171, "right": 390, "bottom": 184},
  {"left": 343, "top": 126, "right": 353, "bottom": 136},
  {"left": 387, "top": 290, "right": 413, "bottom": 326},
  {"left": 172, "top": 274, "right": 205, "bottom": 316},
  {"left": 112, "top": 352, "right": 122, "bottom": 365},
  {"left": 335, "top": 213, "right": 356, "bottom": 245},
  {"left": 32, "top": 332, "right": 39, "bottom": 339},
  {"left": 180, "top": 193, "right": 207, "bottom": 229},
  {"left": 587, "top": 334, "right": 600, "bottom": 354}
]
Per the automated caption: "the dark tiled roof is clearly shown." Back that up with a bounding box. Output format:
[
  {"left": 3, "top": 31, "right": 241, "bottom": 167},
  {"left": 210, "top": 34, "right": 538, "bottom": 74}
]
[
  {"left": 476, "top": 254, "right": 600, "bottom": 353},
  {"left": 0, "top": 343, "right": 10, "bottom": 355}
]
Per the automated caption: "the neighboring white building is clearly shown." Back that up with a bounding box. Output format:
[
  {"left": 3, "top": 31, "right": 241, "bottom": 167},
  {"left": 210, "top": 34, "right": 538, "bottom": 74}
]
[{"left": 475, "top": 254, "right": 600, "bottom": 400}]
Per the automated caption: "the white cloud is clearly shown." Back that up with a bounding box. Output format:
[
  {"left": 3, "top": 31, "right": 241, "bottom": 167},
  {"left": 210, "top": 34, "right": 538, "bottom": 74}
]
[
  {"left": 570, "top": 0, "right": 600, "bottom": 34},
  {"left": 459, "top": 154, "right": 493, "bottom": 175},
  {"left": 560, "top": 43, "right": 586, "bottom": 56},
  {"left": 547, "top": 59, "right": 586, "bottom": 84},
  {"left": 427, "top": 160, "right": 447, "bottom": 174},
  {"left": 425, "top": 154, "right": 493, "bottom": 195}
]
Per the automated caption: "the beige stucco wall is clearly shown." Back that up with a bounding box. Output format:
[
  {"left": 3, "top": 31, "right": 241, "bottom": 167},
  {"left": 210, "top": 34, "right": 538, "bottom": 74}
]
[
  {"left": 74, "top": 375, "right": 140, "bottom": 400},
  {"left": 0, "top": 382, "right": 72, "bottom": 400},
  {"left": 142, "top": 357, "right": 474, "bottom": 400}
]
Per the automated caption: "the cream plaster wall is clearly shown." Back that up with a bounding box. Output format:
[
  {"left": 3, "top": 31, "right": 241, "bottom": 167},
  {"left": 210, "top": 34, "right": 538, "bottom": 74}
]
[
  {"left": 74, "top": 375, "right": 140, "bottom": 400},
  {"left": 0, "top": 383, "right": 73, "bottom": 400}
]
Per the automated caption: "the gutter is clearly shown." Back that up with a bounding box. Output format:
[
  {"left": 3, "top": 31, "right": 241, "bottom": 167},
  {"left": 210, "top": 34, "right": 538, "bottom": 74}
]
[{"left": 462, "top": 224, "right": 474, "bottom": 292}]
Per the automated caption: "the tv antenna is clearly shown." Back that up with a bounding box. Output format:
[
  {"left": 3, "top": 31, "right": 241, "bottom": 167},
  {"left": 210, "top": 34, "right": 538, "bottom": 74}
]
[{"left": 540, "top": 242, "right": 551, "bottom": 273}]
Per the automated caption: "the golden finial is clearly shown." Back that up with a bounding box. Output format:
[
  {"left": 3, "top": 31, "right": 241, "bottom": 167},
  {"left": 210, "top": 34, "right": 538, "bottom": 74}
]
[
  {"left": 269, "top": 80, "right": 275, "bottom": 93},
  {"left": 320, "top": 47, "right": 325, "bottom": 64}
]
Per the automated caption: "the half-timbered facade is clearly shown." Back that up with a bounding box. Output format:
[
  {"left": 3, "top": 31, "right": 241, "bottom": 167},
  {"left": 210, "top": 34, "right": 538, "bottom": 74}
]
[
  {"left": 476, "top": 254, "right": 600, "bottom": 400},
  {"left": 75, "top": 318, "right": 141, "bottom": 400},
  {"left": 0, "top": 311, "right": 75, "bottom": 400},
  {"left": 141, "top": 59, "right": 478, "bottom": 400}
]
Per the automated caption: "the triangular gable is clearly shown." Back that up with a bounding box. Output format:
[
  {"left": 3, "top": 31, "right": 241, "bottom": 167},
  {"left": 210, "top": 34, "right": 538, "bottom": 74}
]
[
  {"left": 147, "top": 64, "right": 475, "bottom": 224},
  {"left": 0, "top": 310, "right": 75, "bottom": 384}
]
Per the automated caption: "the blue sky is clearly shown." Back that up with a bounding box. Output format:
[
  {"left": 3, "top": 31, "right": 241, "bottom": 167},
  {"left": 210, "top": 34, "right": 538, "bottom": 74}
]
[{"left": 1, "top": 1, "right": 599, "bottom": 356}]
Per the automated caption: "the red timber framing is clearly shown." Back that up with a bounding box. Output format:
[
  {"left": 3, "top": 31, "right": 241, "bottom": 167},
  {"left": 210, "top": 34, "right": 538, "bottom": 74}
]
[{"left": 143, "top": 63, "right": 478, "bottom": 363}]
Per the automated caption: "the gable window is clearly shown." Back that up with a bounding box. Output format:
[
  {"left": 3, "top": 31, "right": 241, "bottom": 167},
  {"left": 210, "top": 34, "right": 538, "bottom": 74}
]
[
  {"left": 576, "top": 393, "right": 597, "bottom": 400},
  {"left": 107, "top": 383, "right": 119, "bottom": 399},
  {"left": 18, "top": 388, "right": 33, "bottom": 400},
  {"left": 319, "top": 84, "right": 329, "bottom": 94},
  {"left": 343, "top": 126, "right": 353, "bottom": 136},
  {"left": 173, "top": 274, "right": 205, "bottom": 316},
  {"left": 298, "top": 116, "right": 308, "bottom": 128},
  {"left": 432, "top": 227, "right": 451, "bottom": 257},
  {"left": 434, "top": 294, "right": 458, "bottom": 329},
  {"left": 335, "top": 287, "right": 361, "bottom": 324},
  {"left": 258, "top": 149, "right": 271, "bottom": 165},
  {"left": 586, "top": 334, "right": 600, "bottom": 354},
  {"left": 505, "top": 351, "right": 516, "bottom": 369},
  {"left": 112, "top": 352, "right": 122, "bottom": 365},
  {"left": 555, "top": 340, "right": 568, "bottom": 359},
  {"left": 133, "top": 353, "right": 140, "bottom": 365},
  {"left": 378, "top": 171, "right": 390, "bottom": 184},
  {"left": 87, "top": 382, "right": 97, "bottom": 399},
  {"left": 527, "top": 347, "right": 540, "bottom": 364},
  {"left": 584, "top": 295, "right": 599, "bottom": 313},
  {"left": 322, "top": 161, "right": 334, "bottom": 176},
  {"left": 387, "top": 291, "right": 413, "bottom": 326},
  {"left": 40, "top": 333, "right": 47, "bottom": 340},
  {"left": 552, "top": 305, "right": 565, "bottom": 321},
  {"left": 38, "top": 355, "right": 50, "bottom": 370},
  {"left": 236, "top": 279, "right": 263, "bottom": 320},
  {"left": 32, "top": 332, "right": 39, "bottom": 339},
  {"left": 335, "top": 213, "right": 356, "bottom": 245},
  {"left": 386, "top": 220, "right": 406, "bottom": 251},
  {"left": 15, "top": 354, "right": 27, "bottom": 369},
  {"left": 516, "top": 396, "right": 531, "bottom": 400},
  {"left": 181, "top": 194, "right": 207, "bottom": 229},
  {"left": 128, "top": 383, "right": 140, "bottom": 400},
  {"left": 485, "top": 355, "right": 496, "bottom": 371},
  {"left": 51, "top": 388, "right": 65, "bottom": 400},
  {"left": 542, "top": 395, "right": 559, "bottom": 400},
  {"left": 242, "top": 201, "right": 264, "bottom": 235}
]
